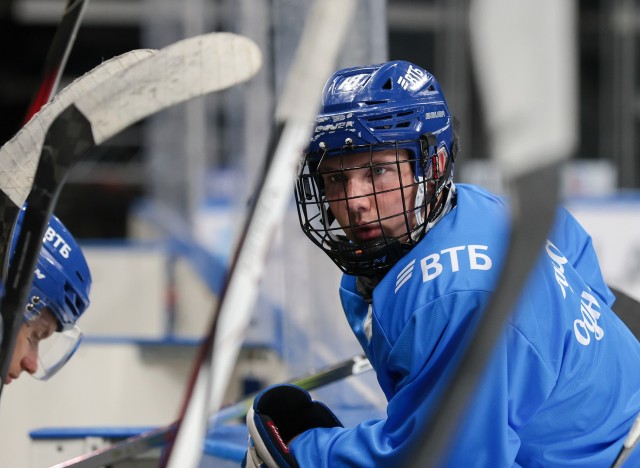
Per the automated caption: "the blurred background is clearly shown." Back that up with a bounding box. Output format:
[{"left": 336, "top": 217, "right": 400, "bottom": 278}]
[
  {"left": 1, "top": 0, "right": 637, "bottom": 234},
  {"left": 0, "top": 0, "right": 639, "bottom": 466}
]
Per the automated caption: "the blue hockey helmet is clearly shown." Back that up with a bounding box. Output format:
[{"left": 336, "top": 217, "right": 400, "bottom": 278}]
[
  {"left": 295, "top": 61, "right": 459, "bottom": 276},
  {"left": 11, "top": 208, "right": 92, "bottom": 380}
]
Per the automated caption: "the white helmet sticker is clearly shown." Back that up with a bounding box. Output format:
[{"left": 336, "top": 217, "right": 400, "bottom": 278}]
[{"left": 44, "top": 226, "right": 72, "bottom": 259}]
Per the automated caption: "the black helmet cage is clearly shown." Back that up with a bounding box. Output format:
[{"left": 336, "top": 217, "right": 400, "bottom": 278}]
[{"left": 295, "top": 132, "right": 454, "bottom": 277}]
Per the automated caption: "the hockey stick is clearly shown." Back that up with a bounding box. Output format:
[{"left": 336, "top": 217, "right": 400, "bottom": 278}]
[
  {"left": 22, "top": 0, "right": 90, "bottom": 124},
  {"left": 1, "top": 0, "right": 91, "bottom": 288},
  {"left": 52, "top": 354, "right": 372, "bottom": 468},
  {"left": 609, "top": 287, "right": 640, "bottom": 467},
  {"left": 0, "top": 32, "right": 262, "bottom": 398},
  {"left": 408, "top": 0, "right": 577, "bottom": 465},
  {"left": 611, "top": 412, "right": 640, "bottom": 468},
  {"left": 409, "top": 167, "right": 561, "bottom": 466},
  {"left": 161, "top": 2, "right": 357, "bottom": 466}
]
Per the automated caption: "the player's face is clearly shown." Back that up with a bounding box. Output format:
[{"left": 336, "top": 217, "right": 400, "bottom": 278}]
[
  {"left": 4, "top": 309, "right": 57, "bottom": 385},
  {"left": 319, "top": 149, "right": 418, "bottom": 244}
]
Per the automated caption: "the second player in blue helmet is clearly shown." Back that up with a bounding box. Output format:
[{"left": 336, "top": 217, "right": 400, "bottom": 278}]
[{"left": 3, "top": 208, "right": 91, "bottom": 384}]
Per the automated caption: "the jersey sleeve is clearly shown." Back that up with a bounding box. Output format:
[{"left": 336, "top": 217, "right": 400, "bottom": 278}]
[
  {"left": 289, "top": 290, "right": 557, "bottom": 466},
  {"left": 550, "top": 206, "right": 615, "bottom": 307}
]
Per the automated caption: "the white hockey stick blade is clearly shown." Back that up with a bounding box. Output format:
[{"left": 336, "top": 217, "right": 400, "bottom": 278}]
[
  {"left": 77, "top": 32, "right": 261, "bottom": 146},
  {"left": 0, "top": 48, "right": 157, "bottom": 208},
  {"left": 164, "top": 2, "right": 357, "bottom": 467},
  {"left": 0, "top": 32, "right": 261, "bottom": 209}
]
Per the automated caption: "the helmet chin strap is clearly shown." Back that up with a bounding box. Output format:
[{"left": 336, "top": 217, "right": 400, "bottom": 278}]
[
  {"left": 414, "top": 182, "right": 425, "bottom": 226},
  {"left": 411, "top": 179, "right": 455, "bottom": 243},
  {"left": 410, "top": 181, "right": 427, "bottom": 242}
]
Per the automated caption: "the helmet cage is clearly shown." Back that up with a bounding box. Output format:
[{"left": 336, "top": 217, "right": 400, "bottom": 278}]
[{"left": 296, "top": 136, "right": 451, "bottom": 277}]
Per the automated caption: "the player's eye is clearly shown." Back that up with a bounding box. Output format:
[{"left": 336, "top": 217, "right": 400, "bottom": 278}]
[{"left": 371, "top": 166, "right": 387, "bottom": 177}]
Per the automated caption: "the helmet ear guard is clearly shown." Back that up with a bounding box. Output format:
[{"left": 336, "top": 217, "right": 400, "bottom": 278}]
[{"left": 17, "top": 213, "right": 92, "bottom": 331}]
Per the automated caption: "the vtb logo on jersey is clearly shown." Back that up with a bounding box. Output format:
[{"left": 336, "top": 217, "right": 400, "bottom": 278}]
[{"left": 395, "top": 244, "right": 493, "bottom": 293}]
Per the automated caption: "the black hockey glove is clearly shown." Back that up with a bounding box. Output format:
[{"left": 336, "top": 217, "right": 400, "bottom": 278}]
[{"left": 243, "top": 384, "right": 343, "bottom": 467}]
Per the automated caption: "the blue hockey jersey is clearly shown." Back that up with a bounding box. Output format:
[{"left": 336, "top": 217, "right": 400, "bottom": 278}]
[{"left": 290, "top": 184, "right": 640, "bottom": 467}]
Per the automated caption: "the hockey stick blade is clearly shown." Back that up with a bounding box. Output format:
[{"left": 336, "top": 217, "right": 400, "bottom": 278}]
[
  {"left": 52, "top": 354, "right": 372, "bottom": 468},
  {"left": 22, "top": 0, "right": 90, "bottom": 124},
  {"left": 162, "top": 2, "right": 357, "bottom": 467},
  {"left": 0, "top": 32, "right": 261, "bottom": 396},
  {"left": 0, "top": 32, "right": 260, "bottom": 211}
]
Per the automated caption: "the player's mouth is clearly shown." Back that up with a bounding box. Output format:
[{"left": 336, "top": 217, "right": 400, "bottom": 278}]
[{"left": 351, "top": 222, "right": 383, "bottom": 242}]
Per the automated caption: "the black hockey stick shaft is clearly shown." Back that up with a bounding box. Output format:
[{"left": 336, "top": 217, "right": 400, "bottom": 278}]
[
  {"left": 0, "top": 0, "right": 88, "bottom": 356},
  {"left": 609, "top": 287, "right": 640, "bottom": 466},
  {"left": 1, "top": 0, "right": 88, "bottom": 302},
  {"left": 22, "top": 0, "right": 89, "bottom": 124},
  {"left": 407, "top": 218, "right": 637, "bottom": 467},
  {"left": 51, "top": 354, "right": 372, "bottom": 468},
  {"left": 0, "top": 105, "right": 94, "bottom": 398},
  {"left": 408, "top": 165, "right": 561, "bottom": 466},
  {"left": 407, "top": 0, "right": 577, "bottom": 464}
]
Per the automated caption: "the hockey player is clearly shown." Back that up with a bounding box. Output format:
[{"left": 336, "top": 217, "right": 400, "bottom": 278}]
[
  {"left": 244, "top": 61, "right": 640, "bottom": 466},
  {"left": 2, "top": 210, "right": 91, "bottom": 384}
]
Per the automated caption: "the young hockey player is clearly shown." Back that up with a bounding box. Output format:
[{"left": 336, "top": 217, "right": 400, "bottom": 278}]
[
  {"left": 2, "top": 210, "right": 91, "bottom": 384},
  {"left": 244, "top": 60, "right": 640, "bottom": 466}
]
